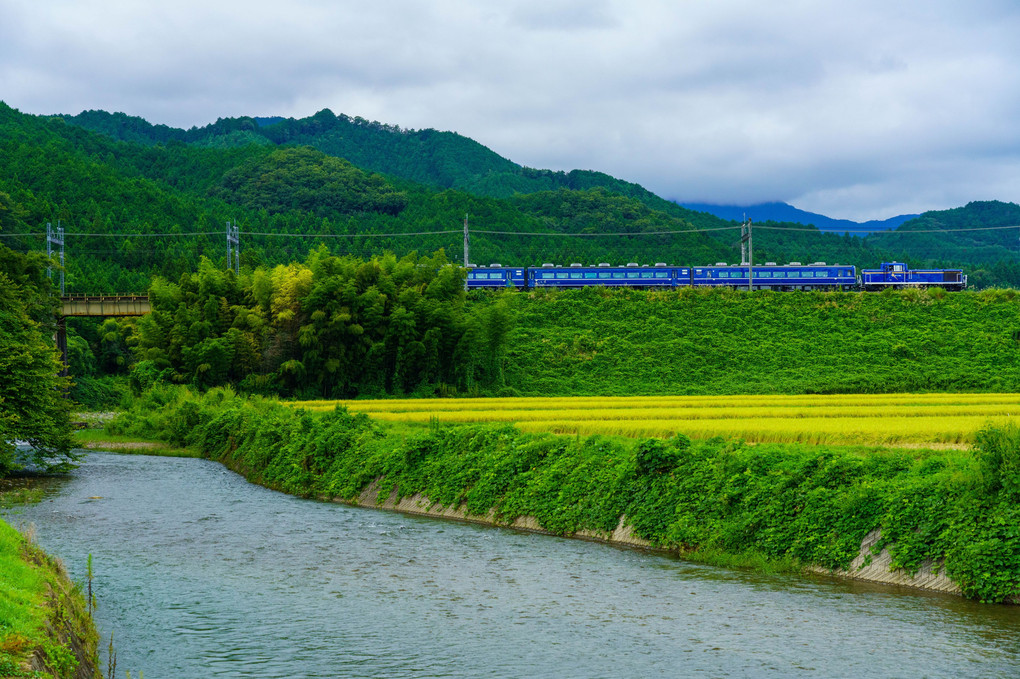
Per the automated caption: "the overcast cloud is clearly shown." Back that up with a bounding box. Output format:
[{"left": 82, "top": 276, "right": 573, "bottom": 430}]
[{"left": 3, "top": 0, "right": 1020, "bottom": 220}]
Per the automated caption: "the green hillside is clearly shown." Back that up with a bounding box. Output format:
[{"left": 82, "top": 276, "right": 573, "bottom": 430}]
[
  {"left": 1, "top": 103, "right": 740, "bottom": 291},
  {"left": 64, "top": 107, "right": 1018, "bottom": 282},
  {"left": 503, "top": 286, "right": 1020, "bottom": 396}
]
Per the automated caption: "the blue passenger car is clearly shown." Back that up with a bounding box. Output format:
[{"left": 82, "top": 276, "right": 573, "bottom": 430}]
[
  {"left": 860, "top": 262, "right": 966, "bottom": 291},
  {"left": 691, "top": 263, "right": 856, "bottom": 290},
  {"left": 466, "top": 265, "right": 526, "bottom": 289},
  {"left": 527, "top": 263, "right": 683, "bottom": 288}
]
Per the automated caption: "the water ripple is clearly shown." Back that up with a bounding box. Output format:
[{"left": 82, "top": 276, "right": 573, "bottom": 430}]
[{"left": 5, "top": 451, "right": 1020, "bottom": 678}]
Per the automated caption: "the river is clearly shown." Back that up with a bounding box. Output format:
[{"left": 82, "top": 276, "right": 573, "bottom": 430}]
[{"left": 5, "top": 451, "right": 1020, "bottom": 678}]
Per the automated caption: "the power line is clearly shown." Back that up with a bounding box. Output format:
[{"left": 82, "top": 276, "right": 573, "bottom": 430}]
[
  {"left": 873, "top": 224, "right": 1020, "bottom": 233},
  {"left": 64, "top": 231, "right": 223, "bottom": 237},
  {"left": 240, "top": 230, "right": 461, "bottom": 238},
  {"left": 755, "top": 224, "right": 1020, "bottom": 234},
  {"left": 472, "top": 226, "right": 741, "bottom": 237}
]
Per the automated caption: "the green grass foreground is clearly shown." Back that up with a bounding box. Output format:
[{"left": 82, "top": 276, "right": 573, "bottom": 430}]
[
  {"left": 0, "top": 517, "right": 100, "bottom": 677},
  {"left": 108, "top": 385, "right": 1020, "bottom": 603}
]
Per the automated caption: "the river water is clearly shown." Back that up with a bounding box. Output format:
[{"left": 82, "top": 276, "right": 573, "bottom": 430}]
[{"left": 5, "top": 451, "right": 1020, "bottom": 678}]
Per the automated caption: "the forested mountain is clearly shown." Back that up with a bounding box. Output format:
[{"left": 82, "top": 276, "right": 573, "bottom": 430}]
[
  {"left": 63, "top": 108, "right": 696, "bottom": 207},
  {"left": 1, "top": 103, "right": 739, "bottom": 293},
  {"left": 59, "top": 106, "right": 1020, "bottom": 284},
  {"left": 5, "top": 101, "right": 1018, "bottom": 289}
]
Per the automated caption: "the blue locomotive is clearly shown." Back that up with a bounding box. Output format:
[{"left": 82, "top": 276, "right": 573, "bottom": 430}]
[{"left": 860, "top": 262, "right": 967, "bottom": 291}]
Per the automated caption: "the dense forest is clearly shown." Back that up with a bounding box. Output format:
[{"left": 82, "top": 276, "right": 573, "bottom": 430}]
[
  {"left": 57, "top": 107, "right": 1020, "bottom": 286},
  {"left": 0, "top": 232, "right": 75, "bottom": 474},
  {"left": 4, "top": 103, "right": 1017, "bottom": 294},
  {"left": 125, "top": 250, "right": 512, "bottom": 400}
]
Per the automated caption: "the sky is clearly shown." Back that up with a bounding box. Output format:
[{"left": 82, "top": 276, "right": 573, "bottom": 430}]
[{"left": 3, "top": 0, "right": 1020, "bottom": 221}]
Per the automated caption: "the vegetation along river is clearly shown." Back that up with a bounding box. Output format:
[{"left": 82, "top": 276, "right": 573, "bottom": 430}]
[{"left": 6, "top": 451, "right": 1020, "bottom": 678}]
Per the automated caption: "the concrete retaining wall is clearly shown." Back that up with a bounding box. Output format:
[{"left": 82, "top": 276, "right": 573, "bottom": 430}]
[{"left": 344, "top": 480, "right": 962, "bottom": 596}]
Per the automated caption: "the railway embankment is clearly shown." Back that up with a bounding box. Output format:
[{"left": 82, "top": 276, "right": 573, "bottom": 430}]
[
  {"left": 107, "top": 386, "right": 1020, "bottom": 603},
  {"left": 501, "top": 286, "right": 1020, "bottom": 397},
  {"left": 0, "top": 517, "right": 100, "bottom": 678}
]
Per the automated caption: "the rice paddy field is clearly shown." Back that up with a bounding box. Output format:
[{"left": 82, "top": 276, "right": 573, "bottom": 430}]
[{"left": 296, "top": 393, "right": 1020, "bottom": 447}]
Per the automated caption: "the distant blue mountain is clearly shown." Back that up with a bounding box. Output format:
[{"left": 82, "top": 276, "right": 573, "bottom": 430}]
[{"left": 679, "top": 201, "right": 917, "bottom": 234}]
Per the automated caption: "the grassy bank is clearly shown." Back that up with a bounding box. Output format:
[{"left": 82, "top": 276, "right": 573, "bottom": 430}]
[
  {"left": 499, "top": 287, "right": 1020, "bottom": 396},
  {"left": 73, "top": 429, "right": 201, "bottom": 458},
  {"left": 0, "top": 515, "right": 100, "bottom": 678},
  {"left": 109, "top": 385, "right": 1020, "bottom": 603}
]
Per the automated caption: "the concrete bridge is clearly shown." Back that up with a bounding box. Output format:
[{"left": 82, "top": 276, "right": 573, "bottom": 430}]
[
  {"left": 60, "top": 294, "right": 151, "bottom": 317},
  {"left": 57, "top": 294, "right": 150, "bottom": 376}
]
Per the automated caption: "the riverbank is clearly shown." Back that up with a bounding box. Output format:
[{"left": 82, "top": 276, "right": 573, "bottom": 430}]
[
  {"left": 74, "top": 429, "right": 200, "bottom": 458},
  {"left": 103, "top": 385, "right": 1020, "bottom": 603},
  {"left": 0, "top": 514, "right": 100, "bottom": 678}
]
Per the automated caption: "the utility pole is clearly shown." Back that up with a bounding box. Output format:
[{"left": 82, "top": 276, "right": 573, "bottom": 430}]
[
  {"left": 227, "top": 221, "right": 240, "bottom": 274},
  {"left": 46, "top": 221, "right": 67, "bottom": 377},
  {"left": 46, "top": 221, "right": 65, "bottom": 295},
  {"left": 740, "top": 218, "right": 753, "bottom": 291},
  {"left": 463, "top": 213, "right": 470, "bottom": 291}
]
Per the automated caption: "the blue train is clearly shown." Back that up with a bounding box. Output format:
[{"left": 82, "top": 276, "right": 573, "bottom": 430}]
[
  {"left": 466, "top": 261, "right": 966, "bottom": 291},
  {"left": 860, "top": 262, "right": 967, "bottom": 291}
]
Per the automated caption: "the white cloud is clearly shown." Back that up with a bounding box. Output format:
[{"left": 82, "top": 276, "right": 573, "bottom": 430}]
[{"left": 3, "top": 0, "right": 1020, "bottom": 219}]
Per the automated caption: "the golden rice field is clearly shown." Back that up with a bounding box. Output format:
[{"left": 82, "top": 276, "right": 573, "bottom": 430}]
[{"left": 295, "top": 393, "right": 1020, "bottom": 447}]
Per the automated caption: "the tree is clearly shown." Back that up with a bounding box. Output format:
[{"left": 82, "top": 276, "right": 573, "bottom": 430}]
[{"left": 0, "top": 265, "right": 76, "bottom": 475}]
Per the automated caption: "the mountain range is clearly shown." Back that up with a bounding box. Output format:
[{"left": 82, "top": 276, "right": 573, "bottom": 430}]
[
  {"left": 678, "top": 202, "right": 917, "bottom": 234},
  {"left": 0, "top": 103, "right": 1017, "bottom": 289}
]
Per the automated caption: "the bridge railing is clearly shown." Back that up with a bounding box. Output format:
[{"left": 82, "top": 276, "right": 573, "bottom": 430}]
[{"left": 60, "top": 294, "right": 151, "bottom": 317}]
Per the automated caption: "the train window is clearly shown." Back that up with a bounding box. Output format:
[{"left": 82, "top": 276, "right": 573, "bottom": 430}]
[
  {"left": 758, "top": 271, "right": 771, "bottom": 278},
  {"left": 654, "top": 271, "right": 668, "bottom": 278},
  {"left": 787, "top": 271, "right": 799, "bottom": 278},
  {"left": 570, "top": 272, "right": 583, "bottom": 279},
  {"left": 612, "top": 271, "right": 625, "bottom": 279},
  {"left": 556, "top": 272, "right": 569, "bottom": 279},
  {"left": 584, "top": 272, "right": 597, "bottom": 279},
  {"left": 641, "top": 271, "right": 654, "bottom": 278},
  {"left": 598, "top": 272, "right": 611, "bottom": 279},
  {"left": 815, "top": 271, "right": 827, "bottom": 278}
]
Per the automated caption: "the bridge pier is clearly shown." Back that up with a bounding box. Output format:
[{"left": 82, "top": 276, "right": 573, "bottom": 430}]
[{"left": 55, "top": 316, "right": 68, "bottom": 378}]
